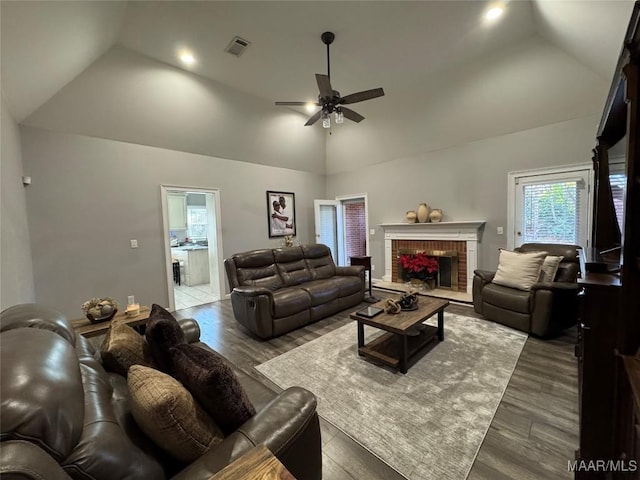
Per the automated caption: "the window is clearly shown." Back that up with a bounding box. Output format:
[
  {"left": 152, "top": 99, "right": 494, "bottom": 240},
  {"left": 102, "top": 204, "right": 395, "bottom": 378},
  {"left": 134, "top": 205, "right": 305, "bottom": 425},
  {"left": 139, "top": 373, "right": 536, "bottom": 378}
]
[
  {"left": 522, "top": 181, "right": 579, "bottom": 244},
  {"left": 509, "top": 166, "right": 593, "bottom": 250},
  {"left": 610, "top": 172, "right": 626, "bottom": 235},
  {"left": 187, "top": 206, "right": 208, "bottom": 241}
]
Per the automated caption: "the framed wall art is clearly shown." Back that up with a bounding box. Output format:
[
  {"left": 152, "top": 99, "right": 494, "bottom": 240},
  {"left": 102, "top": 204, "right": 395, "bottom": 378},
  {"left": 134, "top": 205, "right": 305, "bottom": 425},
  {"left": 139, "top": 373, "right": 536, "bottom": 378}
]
[{"left": 266, "top": 191, "right": 296, "bottom": 238}]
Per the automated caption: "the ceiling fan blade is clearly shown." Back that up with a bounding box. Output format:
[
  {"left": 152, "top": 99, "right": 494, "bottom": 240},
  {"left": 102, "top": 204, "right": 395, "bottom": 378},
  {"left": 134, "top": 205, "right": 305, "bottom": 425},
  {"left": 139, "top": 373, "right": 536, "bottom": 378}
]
[
  {"left": 304, "top": 110, "right": 323, "bottom": 126},
  {"left": 339, "top": 88, "right": 385, "bottom": 105},
  {"left": 275, "top": 101, "right": 309, "bottom": 106},
  {"left": 316, "top": 74, "right": 334, "bottom": 99},
  {"left": 341, "top": 107, "right": 365, "bottom": 123}
]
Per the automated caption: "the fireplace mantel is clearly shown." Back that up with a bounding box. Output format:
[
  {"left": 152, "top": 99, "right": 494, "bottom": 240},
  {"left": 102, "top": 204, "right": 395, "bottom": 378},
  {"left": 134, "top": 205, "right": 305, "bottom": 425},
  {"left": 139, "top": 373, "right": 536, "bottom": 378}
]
[{"left": 379, "top": 221, "right": 485, "bottom": 294}]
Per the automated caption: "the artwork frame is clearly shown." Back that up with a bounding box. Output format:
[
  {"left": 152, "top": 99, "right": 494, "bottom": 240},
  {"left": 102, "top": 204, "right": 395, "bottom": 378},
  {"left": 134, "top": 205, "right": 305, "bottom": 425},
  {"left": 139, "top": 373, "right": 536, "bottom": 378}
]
[{"left": 266, "top": 191, "right": 296, "bottom": 238}]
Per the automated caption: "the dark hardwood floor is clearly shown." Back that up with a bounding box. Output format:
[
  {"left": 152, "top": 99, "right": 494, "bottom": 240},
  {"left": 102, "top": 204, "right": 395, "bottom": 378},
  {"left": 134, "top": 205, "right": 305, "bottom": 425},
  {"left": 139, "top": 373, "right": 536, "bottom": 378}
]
[{"left": 174, "top": 293, "right": 578, "bottom": 480}]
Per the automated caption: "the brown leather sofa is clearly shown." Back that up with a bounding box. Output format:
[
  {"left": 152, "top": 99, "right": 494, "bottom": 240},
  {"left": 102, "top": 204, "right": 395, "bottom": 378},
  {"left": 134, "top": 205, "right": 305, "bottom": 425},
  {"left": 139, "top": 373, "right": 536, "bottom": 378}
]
[
  {"left": 225, "top": 244, "right": 365, "bottom": 339},
  {"left": 472, "top": 243, "right": 581, "bottom": 337},
  {"left": 0, "top": 303, "right": 322, "bottom": 480}
]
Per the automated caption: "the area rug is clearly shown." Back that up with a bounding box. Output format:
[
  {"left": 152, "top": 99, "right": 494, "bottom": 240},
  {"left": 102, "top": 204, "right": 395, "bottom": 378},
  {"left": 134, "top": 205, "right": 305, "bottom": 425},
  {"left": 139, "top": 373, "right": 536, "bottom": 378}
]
[{"left": 255, "top": 313, "right": 527, "bottom": 480}]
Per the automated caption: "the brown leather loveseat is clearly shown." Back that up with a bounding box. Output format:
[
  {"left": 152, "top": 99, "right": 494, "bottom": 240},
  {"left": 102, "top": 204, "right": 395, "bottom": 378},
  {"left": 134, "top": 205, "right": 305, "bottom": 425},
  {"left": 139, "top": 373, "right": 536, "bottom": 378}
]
[
  {"left": 0, "top": 303, "right": 322, "bottom": 480},
  {"left": 225, "top": 244, "right": 365, "bottom": 339}
]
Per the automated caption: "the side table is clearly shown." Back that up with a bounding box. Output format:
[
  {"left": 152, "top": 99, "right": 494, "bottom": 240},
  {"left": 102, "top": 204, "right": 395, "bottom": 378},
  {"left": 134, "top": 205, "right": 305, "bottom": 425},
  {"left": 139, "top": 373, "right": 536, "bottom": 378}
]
[
  {"left": 208, "top": 444, "right": 295, "bottom": 480},
  {"left": 350, "top": 255, "right": 377, "bottom": 302},
  {"left": 71, "top": 306, "right": 151, "bottom": 337}
]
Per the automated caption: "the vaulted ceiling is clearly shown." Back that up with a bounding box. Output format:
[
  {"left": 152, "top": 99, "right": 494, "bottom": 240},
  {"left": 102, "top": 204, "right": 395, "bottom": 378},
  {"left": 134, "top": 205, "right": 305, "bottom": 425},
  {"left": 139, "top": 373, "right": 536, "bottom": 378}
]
[{"left": 2, "top": 1, "right": 634, "bottom": 124}]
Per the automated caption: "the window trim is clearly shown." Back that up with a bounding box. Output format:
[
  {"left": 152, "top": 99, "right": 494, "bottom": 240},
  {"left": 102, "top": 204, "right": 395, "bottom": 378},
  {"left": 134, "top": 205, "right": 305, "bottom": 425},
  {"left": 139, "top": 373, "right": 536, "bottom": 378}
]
[{"left": 507, "top": 163, "right": 594, "bottom": 250}]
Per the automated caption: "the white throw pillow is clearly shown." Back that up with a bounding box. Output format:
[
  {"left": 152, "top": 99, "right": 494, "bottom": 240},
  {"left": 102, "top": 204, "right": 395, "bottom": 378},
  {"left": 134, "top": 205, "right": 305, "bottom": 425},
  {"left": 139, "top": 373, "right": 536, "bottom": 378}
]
[
  {"left": 538, "top": 255, "right": 563, "bottom": 283},
  {"left": 492, "top": 250, "right": 547, "bottom": 291}
]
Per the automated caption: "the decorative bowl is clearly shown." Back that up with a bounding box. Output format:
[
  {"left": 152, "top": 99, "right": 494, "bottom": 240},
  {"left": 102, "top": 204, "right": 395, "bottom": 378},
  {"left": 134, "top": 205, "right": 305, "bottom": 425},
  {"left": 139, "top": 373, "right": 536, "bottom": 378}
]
[{"left": 86, "top": 309, "right": 117, "bottom": 324}]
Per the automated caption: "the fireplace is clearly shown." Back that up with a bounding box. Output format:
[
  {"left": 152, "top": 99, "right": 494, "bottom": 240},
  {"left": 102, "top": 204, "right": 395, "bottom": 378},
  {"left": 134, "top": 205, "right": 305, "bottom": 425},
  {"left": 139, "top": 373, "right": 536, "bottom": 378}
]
[
  {"left": 379, "top": 221, "right": 485, "bottom": 294},
  {"left": 397, "top": 249, "right": 459, "bottom": 290}
]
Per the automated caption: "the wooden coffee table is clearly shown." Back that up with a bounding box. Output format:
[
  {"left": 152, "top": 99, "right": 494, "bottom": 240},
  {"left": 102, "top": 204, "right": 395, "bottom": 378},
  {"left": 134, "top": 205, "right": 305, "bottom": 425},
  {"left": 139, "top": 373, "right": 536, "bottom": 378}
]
[
  {"left": 350, "top": 296, "right": 449, "bottom": 374},
  {"left": 71, "top": 306, "right": 151, "bottom": 337}
]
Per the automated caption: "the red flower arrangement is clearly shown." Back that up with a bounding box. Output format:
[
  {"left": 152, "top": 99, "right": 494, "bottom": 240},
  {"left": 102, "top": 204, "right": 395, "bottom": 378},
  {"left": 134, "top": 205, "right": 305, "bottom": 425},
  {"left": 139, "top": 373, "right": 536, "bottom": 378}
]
[{"left": 399, "top": 252, "right": 438, "bottom": 280}]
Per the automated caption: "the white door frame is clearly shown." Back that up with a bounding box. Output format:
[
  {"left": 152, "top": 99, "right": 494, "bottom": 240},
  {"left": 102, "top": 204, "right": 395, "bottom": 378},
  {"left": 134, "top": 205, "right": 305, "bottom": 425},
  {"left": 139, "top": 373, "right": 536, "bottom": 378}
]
[
  {"left": 160, "top": 185, "right": 225, "bottom": 311},
  {"left": 336, "top": 193, "right": 370, "bottom": 261},
  {"left": 313, "top": 193, "right": 369, "bottom": 266},
  {"left": 507, "top": 163, "right": 594, "bottom": 250}
]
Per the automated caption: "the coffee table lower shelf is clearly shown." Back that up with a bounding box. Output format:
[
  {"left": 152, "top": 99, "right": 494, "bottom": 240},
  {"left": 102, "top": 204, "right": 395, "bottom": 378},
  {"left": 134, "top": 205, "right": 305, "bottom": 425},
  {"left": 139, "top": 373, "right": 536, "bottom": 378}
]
[{"left": 358, "top": 324, "right": 440, "bottom": 372}]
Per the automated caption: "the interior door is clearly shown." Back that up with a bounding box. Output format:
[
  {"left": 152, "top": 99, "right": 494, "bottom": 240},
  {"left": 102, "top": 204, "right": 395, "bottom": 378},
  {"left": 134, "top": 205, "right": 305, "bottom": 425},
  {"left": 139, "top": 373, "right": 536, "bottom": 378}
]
[{"left": 314, "top": 199, "right": 345, "bottom": 265}]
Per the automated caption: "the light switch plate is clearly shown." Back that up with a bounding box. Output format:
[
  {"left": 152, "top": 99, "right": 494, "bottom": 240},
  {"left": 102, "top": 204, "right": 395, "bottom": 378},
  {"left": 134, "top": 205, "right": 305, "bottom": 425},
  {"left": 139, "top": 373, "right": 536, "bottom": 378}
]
[
  {"left": 130, "top": 239, "right": 138, "bottom": 248},
  {"left": 497, "top": 227, "right": 504, "bottom": 235},
  {"left": 369, "top": 229, "right": 375, "bottom": 235}
]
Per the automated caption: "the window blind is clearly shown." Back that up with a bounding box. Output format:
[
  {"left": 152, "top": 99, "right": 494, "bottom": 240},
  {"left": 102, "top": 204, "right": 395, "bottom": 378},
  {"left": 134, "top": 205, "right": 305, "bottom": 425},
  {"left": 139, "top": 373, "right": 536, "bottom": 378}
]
[
  {"left": 318, "top": 205, "right": 338, "bottom": 258},
  {"left": 522, "top": 181, "right": 581, "bottom": 244},
  {"left": 610, "top": 173, "right": 626, "bottom": 233}
]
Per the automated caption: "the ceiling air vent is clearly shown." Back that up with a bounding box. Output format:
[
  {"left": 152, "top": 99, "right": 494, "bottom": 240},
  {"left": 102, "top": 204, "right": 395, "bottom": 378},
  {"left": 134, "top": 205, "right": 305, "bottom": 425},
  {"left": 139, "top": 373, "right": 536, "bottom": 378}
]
[{"left": 225, "top": 36, "right": 251, "bottom": 57}]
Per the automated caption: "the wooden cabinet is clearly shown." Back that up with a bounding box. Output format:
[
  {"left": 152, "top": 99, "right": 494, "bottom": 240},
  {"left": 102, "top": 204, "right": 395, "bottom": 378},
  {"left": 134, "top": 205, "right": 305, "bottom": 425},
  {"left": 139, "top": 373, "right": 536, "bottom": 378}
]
[
  {"left": 577, "top": 3, "right": 640, "bottom": 479},
  {"left": 576, "top": 273, "right": 621, "bottom": 476},
  {"left": 171, "top": 248, "right": 209, "bottom": 286},
  {"left": 168, "top": 194, "right": 187, "bottom": 230}
]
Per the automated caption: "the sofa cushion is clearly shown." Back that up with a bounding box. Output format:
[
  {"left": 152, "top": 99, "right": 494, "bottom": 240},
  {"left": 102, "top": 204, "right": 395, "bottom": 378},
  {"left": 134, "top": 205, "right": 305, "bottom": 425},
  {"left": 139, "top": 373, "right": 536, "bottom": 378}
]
[
  {"left": 170, "top": 344, "right": 256, "bottom": 436},
  {"left": 100, "top": 322, "right": 155, "bottom": 377},
  {"left": 492, "top": 250, "right": 547, "bottom": 291},
  {"left": 0, "top": 303, "right": 76, "bottom": 345},
  {"left": 299, "top": 280, "right": 340, "bottom": 307},
  {"left": 1, "top": 329, "right": 83, "bottom": 460},
  {"left": 277, "top": 259, "right": 312, "bottom": 286},
  {"left": 482, "top": 283, "right": 531, "bottom": 314},
  {"left": 128, "top": 365, "right": 224, "bottom": 463},
  {"left": 236, "top": 263, "right": 283, "bottom": 290},
  {"left": 272, "top": 288, "right": 312, "bottom": 318},
  {"left": 332, "top": 276, "right": 364, "bottom": 297},
  {"left": 145, "top": 304, "right": 186, "bottom": 374},
  {"left": 302, "top": 244, "right": 336, "bottom": 279},
  {"left": 539, "top": 255, "right": 564, "bottom": 283}
]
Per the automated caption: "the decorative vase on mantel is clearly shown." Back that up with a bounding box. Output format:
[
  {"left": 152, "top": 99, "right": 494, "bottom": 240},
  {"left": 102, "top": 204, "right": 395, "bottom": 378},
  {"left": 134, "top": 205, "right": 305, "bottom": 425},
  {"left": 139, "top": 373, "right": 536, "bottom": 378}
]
[
  {"left": 406, "top": 210, "right": 417, "bottom": 223},
  {"left": 429, "top": 208, "right": 443, "bottom": 223},
  {"left": 417, "top": 203, "right": 430, "bottom": 223}
]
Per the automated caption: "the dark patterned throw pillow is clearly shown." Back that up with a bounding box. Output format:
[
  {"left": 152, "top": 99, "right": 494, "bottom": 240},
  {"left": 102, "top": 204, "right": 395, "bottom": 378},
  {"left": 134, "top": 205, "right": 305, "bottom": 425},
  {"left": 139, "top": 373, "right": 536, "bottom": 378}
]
[
  {"left": 144, "top": 304, "right": 185, "bottom": 373},
  {"left": 170, "top": 343, "right": 256, "bottom": 435}
]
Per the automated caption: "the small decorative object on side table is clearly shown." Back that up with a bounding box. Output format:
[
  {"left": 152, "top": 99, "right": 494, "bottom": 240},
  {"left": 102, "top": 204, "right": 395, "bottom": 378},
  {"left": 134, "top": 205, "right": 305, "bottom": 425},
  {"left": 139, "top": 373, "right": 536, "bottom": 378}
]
[{"left": 81, "top": 297, "right": 119, "bottom": 324}]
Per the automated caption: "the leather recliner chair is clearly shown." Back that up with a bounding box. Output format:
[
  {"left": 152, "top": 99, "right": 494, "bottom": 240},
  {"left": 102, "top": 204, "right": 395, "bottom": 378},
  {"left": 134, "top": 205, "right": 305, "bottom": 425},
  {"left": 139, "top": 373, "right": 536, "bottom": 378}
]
[{"left": 473, "top": 243, "right": 582, "bottom": 337}]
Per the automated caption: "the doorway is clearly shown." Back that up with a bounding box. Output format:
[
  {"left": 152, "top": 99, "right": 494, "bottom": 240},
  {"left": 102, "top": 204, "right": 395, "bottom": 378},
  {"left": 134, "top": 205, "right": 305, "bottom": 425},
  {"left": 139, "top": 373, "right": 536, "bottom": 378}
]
[
  {"left": 161, "top": 185, "right": 224, "bottom": 311},
  {"left": 507, "top": 165, "right": 593, "bottom": 250},
  {"left": 314, "top": 194, "right": 369, "bottom": 266}
]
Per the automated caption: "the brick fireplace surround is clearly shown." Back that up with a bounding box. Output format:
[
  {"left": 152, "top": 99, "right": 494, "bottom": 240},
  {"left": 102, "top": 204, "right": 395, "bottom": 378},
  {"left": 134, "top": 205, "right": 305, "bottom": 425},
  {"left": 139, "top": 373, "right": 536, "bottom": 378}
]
[{"left": 379, "top": 221, "right": 485, "bottom": 295}]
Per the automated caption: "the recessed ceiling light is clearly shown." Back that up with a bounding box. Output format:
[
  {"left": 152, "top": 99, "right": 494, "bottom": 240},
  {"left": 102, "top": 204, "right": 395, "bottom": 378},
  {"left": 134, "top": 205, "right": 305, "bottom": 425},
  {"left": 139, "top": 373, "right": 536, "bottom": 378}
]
[
  {"left": 179, "top": 50, "right": 196, "bottom": 66},
  {"left": 305, "top": 102, "right": 316, "bottom": 112},
  {"left": 485, "top": 6, "right": 504, "bottom": 21}
]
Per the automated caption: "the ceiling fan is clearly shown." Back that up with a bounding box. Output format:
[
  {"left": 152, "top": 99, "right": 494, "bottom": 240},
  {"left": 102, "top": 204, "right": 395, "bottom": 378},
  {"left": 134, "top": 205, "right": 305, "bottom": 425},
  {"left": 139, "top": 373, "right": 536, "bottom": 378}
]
[{"left": 275, "top": 31, "right": 385, "bottom": 127}]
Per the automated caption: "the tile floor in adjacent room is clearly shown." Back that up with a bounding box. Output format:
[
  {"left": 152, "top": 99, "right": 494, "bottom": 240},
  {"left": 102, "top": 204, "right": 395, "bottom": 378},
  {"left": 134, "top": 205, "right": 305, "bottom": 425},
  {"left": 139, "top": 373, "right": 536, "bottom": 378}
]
[{"left": 173, "top": 283, "right": 220, "bottom": 310}]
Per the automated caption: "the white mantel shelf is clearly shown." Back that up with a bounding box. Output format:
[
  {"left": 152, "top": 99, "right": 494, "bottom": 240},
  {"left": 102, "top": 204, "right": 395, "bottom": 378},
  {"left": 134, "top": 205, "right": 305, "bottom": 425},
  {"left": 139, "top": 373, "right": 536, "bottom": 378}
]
[{"left": 379, "top": 221, "right": 486, "bottom": 294}]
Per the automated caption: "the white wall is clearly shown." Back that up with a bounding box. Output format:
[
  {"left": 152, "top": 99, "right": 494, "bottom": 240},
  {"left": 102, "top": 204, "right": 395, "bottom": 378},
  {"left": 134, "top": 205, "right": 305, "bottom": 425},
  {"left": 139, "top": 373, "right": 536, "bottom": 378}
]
[
  {"left": 21, "top": 127, "right": 325, "bottom": 319},
  {"left": 24, "top": 46, "right": 326, "bottom": 174},
  {"left": 326, "top": 114, "right": 599, "bottom": 275},
  {"left": 1, "top": 97, "right": 35, "bottom": 308}
]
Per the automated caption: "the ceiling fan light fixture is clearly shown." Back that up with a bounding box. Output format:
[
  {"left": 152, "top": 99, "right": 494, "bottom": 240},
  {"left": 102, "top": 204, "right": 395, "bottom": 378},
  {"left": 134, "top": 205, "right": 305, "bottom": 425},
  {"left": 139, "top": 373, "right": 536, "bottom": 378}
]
[
  {"left": 274, "top": 31, "right": 384, "bottom": 127},
  {"left": 322, "top": 111, "right": 331, "bottom": 129}
]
